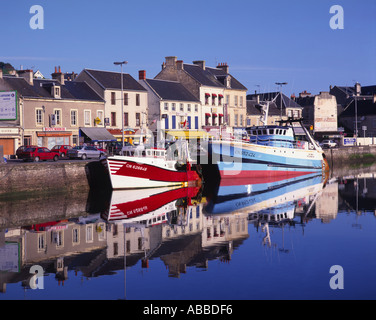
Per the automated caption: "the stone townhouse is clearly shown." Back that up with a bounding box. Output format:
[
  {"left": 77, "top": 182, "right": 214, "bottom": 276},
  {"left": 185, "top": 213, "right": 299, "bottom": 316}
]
[
  {"left": 75, "top": 69, "right": 148, "bottom": 142},
  {"left": 296, "top": 91, "right": 338, "bottom": 140},
  {"left": 138, "top": 70, "right": 202, "bottom": 132},
  {"left": 154, "top": 57, "right": 247, "bottom": 136},
  {"left": 0, "top": 67, "right": 106, "bottom": 154}
]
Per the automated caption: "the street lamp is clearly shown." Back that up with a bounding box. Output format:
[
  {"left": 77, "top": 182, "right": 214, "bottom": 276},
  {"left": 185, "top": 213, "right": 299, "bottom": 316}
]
[
  {"left": 114, "top": 61, "right": 128, "bottom": 147},
  {"left": 275, "top": 82, "right": 287, "bottom": 120}
]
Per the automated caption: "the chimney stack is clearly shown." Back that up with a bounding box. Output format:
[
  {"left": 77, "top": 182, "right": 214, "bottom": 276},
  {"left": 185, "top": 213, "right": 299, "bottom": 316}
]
[
  {"left": 193, "top": 60, "right": 205, "bottom": 70},
  {"left": 18, "top": 69, "right": 34, "bottom": 85},
  {"left": 165, "top": 56, "right": 177, "bottom": 69},
  {"left": 217, "top": 62, "right": 229, "bottom": 74},
  {"left": 52, "top": 66, "right": 65, "bottom": 85},
  {"left": 139, "top": 70, "right": 146, "bottom": 80},
  {"left": 176, "top": 60, "right": 184, "bottom": 70},
  {"left": 355, "top": 82, "right": 361, "bottom": 96}
]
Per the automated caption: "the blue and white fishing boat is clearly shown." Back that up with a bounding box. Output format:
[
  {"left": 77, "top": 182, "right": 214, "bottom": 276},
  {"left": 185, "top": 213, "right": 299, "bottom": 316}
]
[{"left": 206, "top": 113, "right": 328, "bottom": 184}]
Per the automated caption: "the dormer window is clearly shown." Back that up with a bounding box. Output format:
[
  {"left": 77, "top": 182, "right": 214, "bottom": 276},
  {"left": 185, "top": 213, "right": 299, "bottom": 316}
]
[
  {"left": 226, "top": 76, "right": 231, "bottom": 88},
  {"left": 53, "top": 85, "right": 61, "bottom": 99}
]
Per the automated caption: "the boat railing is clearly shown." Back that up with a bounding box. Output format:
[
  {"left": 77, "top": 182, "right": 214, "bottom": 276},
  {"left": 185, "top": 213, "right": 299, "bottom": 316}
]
[{"left": 247, "top": 136, "right": 313, "bottom": 150}]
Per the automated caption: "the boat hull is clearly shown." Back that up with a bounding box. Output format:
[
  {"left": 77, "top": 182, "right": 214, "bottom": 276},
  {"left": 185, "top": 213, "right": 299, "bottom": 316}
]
[
  {"left": 106, "top": 156, "right": 200, "bottom": 189},
  {"left": 209, "top": 140, "right": 325, "bottom": 183}
]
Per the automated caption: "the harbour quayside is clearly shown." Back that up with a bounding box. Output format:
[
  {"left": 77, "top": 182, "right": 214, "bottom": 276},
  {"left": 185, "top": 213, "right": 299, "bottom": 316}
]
[
  {"left": 204, "top": 103, "right": 329, "bottom": 185},
  {"left": 105, "top": 140, "right": 201, "bottom": 189}
]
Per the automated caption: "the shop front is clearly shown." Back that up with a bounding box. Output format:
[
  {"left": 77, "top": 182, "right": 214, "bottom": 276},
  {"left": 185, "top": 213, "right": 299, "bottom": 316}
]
[{"left": 36, "top": 127, "right": 72, "bottom": 149}]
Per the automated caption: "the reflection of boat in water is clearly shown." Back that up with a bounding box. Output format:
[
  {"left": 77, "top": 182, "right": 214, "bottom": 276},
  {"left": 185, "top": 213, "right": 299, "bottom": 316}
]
[
  {"left": 204, "top": 172, "right": 326, "bottom": 216},
  {"left": 101, "top": 184, "right": 202, "bottom": 226}
]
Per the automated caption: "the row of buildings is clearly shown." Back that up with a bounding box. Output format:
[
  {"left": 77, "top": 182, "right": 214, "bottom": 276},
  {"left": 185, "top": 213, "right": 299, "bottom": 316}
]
[{"left": 1, "top": 55, "right": 376, "bottom": 157}]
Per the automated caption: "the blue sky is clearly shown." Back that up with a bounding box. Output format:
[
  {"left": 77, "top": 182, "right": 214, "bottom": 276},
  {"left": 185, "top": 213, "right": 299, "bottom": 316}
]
[{"left": 1, "top": 0, "right": 375, "bottom": 96}]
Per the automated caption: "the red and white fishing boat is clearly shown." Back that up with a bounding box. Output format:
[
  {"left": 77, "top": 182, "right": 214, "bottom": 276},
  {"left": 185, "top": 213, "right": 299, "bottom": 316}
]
[{"left": 106, "top": 141, "right": 201, "bottom": 189}]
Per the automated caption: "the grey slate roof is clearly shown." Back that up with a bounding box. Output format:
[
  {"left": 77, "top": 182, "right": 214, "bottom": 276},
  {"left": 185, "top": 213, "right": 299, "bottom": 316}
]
[
  {"left": 83, "top": 69, "right": 147, "bottom": 91},
  {"left": 341, "top": 99, "right": 376, "bottom": 116},
  {"left": 247, "top": 92, "right": 302, "bottom": 110},
  {"left": 183, "top": 64, "right": 247, "bottom": 91},
  {"left": 144, "top": 79, "right": 200, "bottom": 102},
  {"left": 2, "top": 76, "right": 104, "bottom": 101},
  {"left": 247, "top": 100, "right": 281, "bottom": 116}
]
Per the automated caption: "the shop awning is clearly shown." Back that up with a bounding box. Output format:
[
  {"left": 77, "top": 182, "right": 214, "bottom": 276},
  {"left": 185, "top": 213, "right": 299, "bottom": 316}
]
[
  {"left": 166, "top": 130, "right": 213, "bottom": 140},
  {"left": 79, "top": 127, "right": 117, "bottom": 142}
]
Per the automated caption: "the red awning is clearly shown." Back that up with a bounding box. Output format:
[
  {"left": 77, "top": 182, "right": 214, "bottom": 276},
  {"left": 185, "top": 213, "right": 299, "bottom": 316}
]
[
  {"left": 219, "top": 114, "right": 223, "bottom": 117},
  {"left": 212, "top": 113, "right": 218, "bottom": 117},
  {"left": 212, "top": 94, "right": 217, "bottom": 97},
  {"left": 219, "top": 94, "right": 223, "bottom": 98},
  {"left": 205, "top": 113, "right": 211, "bottom": 116},
  {"left": 205, "top": 93, "right": 210, "bottom": 97}
]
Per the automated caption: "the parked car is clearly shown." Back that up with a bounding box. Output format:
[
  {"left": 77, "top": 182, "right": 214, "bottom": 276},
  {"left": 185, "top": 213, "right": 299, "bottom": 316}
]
[
  {"left": 51, "top": 145, "right": 72, "bottom": 158},
  {"left": 320, "top": 139, "right": 337, "bottom": 148},
  {"left": 16, "top": 145, "right": 37, "bottom": 159},
  {"left": 19, "top": 147, "right": 59, "bottom": 162},
  {"left": 67, "top": 145, "right": 103, "bottom": 160}
]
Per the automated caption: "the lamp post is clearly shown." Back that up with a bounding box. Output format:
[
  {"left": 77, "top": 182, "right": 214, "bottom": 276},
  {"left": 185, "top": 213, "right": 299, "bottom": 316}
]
[
  {"left": 114, "top": 61, "right": 128, "bottom": 147},
  {"left": 275, "top": 82, "right": 287, "bottom": 120}
]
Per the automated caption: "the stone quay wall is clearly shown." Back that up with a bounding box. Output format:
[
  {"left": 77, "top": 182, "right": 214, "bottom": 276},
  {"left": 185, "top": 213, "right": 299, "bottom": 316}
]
[
  {"left": 324, "top": 145, "right": 376, "bottom": 168},
  {"left": 0, "top": 160, "right": 110, "bottom": 197}
]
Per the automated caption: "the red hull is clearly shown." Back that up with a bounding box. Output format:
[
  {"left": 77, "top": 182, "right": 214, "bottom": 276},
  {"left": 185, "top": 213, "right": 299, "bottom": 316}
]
[
  {"left": 219, "top": 170, "right": 317, "bottom": 186},
  {"left": 108, "top": 186, "right": 200, "bottom": 221}
]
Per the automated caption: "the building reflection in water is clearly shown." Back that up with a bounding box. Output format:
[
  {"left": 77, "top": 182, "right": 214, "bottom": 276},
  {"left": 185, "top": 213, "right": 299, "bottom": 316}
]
[{"left": 2, "top": 169, "right": 376, "bottom": 295}]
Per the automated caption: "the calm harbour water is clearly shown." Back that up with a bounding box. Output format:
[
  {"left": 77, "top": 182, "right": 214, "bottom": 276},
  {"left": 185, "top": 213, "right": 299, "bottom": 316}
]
[{"left": 1, "top": 167, "right": 376, "bottom": 300}]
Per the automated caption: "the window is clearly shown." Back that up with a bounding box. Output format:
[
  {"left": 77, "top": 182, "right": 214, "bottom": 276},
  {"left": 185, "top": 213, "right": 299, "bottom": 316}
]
[
  {"left": 205, "top": 94, "right": 210, "bottom": 105},
  {"left": 180, "top": 103, "right": 184, "bottom": 111},
  {"left": 54, "top": 109, "right": 61, "bottom": 125},
  {"left": 55, "top": 87, "right": 60, "bottom": 97},
  {"left": 124, "top": 112, "right": 129, "bottom": 126},
  {"left": 36, "top": 109, "right": 43, "bottom": 125},
  {"left": 136, "top": 113, "right": 140, "bottom": 126},
  {"left": 97, "top": 110, "right": 104, "bottom": 125},
  {"left": 124, "top": 93, "right": 128, "bottom": 105},
  {"left": 111, "top": 92, "right": 116, "bottom": 105},
  {"left": 38, "top": 233, "right": 46, "bottom": 252},
  {"left": 234, "top": 96, "right": 238, "bottom": 107},
  {"left": 84, "top": 110, "right": 91, "bottom": 126},
  {"left": 240, "top": 96, "right": 243, "bottom": 107},
  {"left": 187, "top": 104, "right": 191, "bottom": 112},
  {"left": 86, "top": 225, "right": 93, "bottom": 243},
  {"left": 195, "top": 104, "right": 198, "bottom": 112},
  {"left": 71, "top": 110, "right": 77, "bottom": 126},
  {"left": 111, "top": 112, "right": 116, "bottom": 126},
  {"left": 234, "top": 114, "right": 238, "bottom": 126},
  {"left": 72, "top": 228, "right": 80, "bottom": 244},
  {"left": 240, "top": 114, "right": 243, "bottom": 126},
  {"left": 172, "top": 103, "right": 176, "bottom": 111},
  {"left": 136, "top": 94, "right": 140, "bottom": 106},
  {"left": 226, "top": 95, "right": 230, "bottom": 105},
  {"left": 164, "top": 103, "right": 169, "bottom": 111}
]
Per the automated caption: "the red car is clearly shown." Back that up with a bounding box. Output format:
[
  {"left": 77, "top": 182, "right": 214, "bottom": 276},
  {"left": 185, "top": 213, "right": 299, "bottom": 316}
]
[
  {"left": 19, "top": 147, "right": 60, "bottom": 162},
  {"left": 16, "top": 145, "right": 37, "bottom": 159},
  {"left": 51, "top": 145, "right": 72, "bottom": 158}
]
